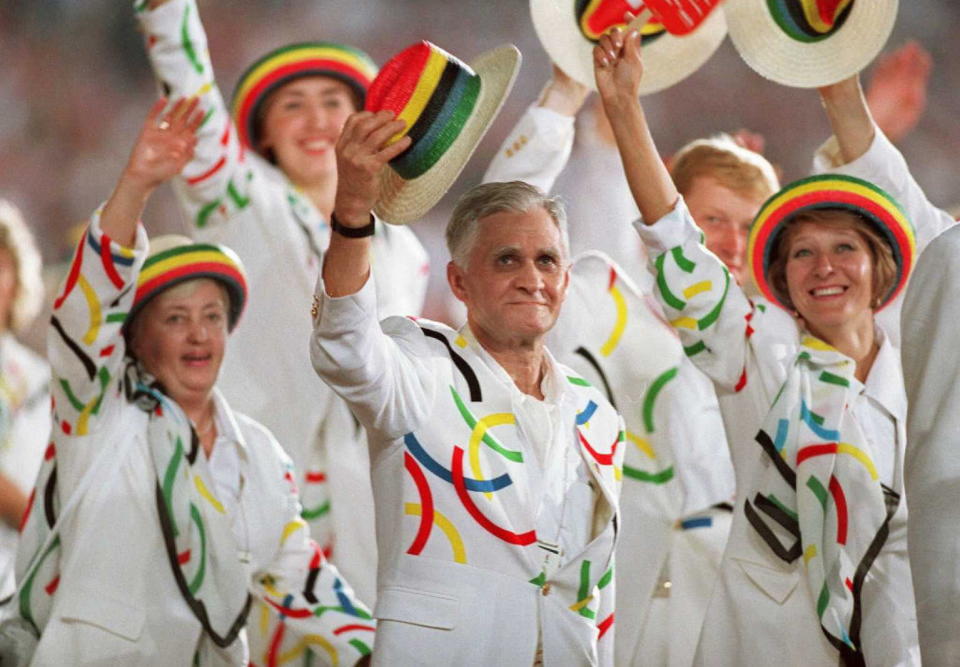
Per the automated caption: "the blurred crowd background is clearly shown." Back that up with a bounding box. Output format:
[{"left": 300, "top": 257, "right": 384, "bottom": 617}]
[{"left": 2, "top": 0, "right": 958, "bottom": 350}]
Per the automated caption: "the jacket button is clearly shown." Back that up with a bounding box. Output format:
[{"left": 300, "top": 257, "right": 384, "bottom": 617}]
[{"left": 541, "top": 583, "right": 552, "bottom": 596}]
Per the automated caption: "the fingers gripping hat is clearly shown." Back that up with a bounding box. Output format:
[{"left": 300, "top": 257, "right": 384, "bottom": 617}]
[
  {"left": 364, "top": 41, "right": 521, "bottom": 225},
  {"left": 530, "top": 0, "right": 727, "bottom": 95},
  {"left": 126, "top": 235, "right": 248, "bottom": 332},
  {"left": 748, "top": 174, "right": 916, "bottom": 312},
  {"left": 232, "top": 42, "right": 378, "bottom": 153},
  {"left": 723, "top": 0, "right": 898, "bottom": 87}
]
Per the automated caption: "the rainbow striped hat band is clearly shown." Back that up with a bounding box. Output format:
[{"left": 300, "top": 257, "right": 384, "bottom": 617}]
[
  {"left": 232, "top": 42, "right": 378, "bottom": 153},
  {"left": 366, "top": 42, "right": 482, "bottom": 181},
  {"left": 723, "top": 0, "right": 897, "bottom": 88},
  {"left": 127, "top": 235, "right": 248, "bottom": 332},
  {"left": 365, "top": 41, "right": 521, "bottom": 224},
  {"left": 748, "top": 174, "right": 916, "bottom": 312}
]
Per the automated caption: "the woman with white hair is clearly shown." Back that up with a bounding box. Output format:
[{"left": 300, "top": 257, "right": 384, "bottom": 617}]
[{"left": 0, "top": 199, "right": 50, "bottom": 603}]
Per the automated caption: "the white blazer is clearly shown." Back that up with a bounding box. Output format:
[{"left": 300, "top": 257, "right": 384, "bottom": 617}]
[
  {"left": 311, "top": 276, "right": 625, "bottom": 665},
  {"left": 21, "top": 213, "right": 373, "bottom": 666}
]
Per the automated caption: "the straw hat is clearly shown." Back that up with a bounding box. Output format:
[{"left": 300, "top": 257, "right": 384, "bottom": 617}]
[
  {"left": 724, "top": 0, "right": 898, "bottom": 88},
  {"left": 232, "top": 42, "right": 378, "bottom": 154},
  {"left": 530, "top": 0, "right": 727, "bottom": 95},
  {"left": 748, "top": 174, "right": 915, "bottom": 312},
  {"left": 365, "top": 41, "right": 521, "bottom": 225},
  {"left": 127, "top": 235, "right": 248, "bottom": 332}
]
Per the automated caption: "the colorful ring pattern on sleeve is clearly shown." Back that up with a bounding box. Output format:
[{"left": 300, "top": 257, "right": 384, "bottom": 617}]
[
  {"left": 232, "top": 42, "right": 378, "bottom": 152},
  {"left": 748, "top": 174, "right": 915, "bottom": 312},
  {"left": 364, "top": 41, "right": 482, "bottom": 180},
  {"left": 128, "top": 241, "right": 248, "bottom": 332},
  {"left": 766, "top": 0, "right": 854, "bottom": 43}
]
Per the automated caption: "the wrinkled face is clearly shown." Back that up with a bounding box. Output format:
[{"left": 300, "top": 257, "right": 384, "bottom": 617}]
[
  {"left": 784, "top": 220, "right": 874, "bottom": 333},
  {"left": 448, "top": 207, "right": 569, "bottom": 345},
  {"left": 258, "top": 75, "right": 357, "bottom": 187},
  {"left": 684, "top": 176, "right": 765, "bottom": 286},
  {"left": 130, "top": 279, "right": 229, "bottom": 405},
  {"left": 0, "top": 248, "right": 16, "bottom": 332}
]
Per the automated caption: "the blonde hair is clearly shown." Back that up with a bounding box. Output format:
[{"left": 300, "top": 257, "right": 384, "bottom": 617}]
[
  {"left": 670, "top": 134, "right": 780, "bottom": 203},
  {"left": 0, "top": 199, "right": 43, "bottom": 333},
  {"left": 767, "top": 208, "right": 898, "bottom": 312}
]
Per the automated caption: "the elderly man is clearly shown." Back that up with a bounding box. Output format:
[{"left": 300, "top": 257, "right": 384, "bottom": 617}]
[{"left": 310, "top": 110, "right": 624, "bottom": 665}]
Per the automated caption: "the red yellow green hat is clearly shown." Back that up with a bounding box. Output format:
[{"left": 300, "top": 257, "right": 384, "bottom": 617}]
[
  {"left": 748, "top": 174, "right": 916, "bottom": 312},
  {"left": 364, "top": 41, "right": 520, "bottom": 224},
  {"left": 127, "top": 235, "right": 248, "bottom": 332},
  {"left": 232, "top": 42, "right": 378, "bottom": 153}
]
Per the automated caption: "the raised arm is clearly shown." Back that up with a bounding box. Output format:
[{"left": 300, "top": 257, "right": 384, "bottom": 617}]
[
  {"left": 594, "top": 27, "right": 678, "bottom": 226},
  {"left": 136, "top": 0, "right": 249, "bottom": 231},
  {"left": 310, "top": 111, "right": 437, "bottom": 442},
  {"left": 596, "top": 27, "right": 776, "bottom": 392},
  {"left": 483, "top": 65, "right": 589, "bottom": 191},
  {"left": 49, "top": 98, "right": 202, "bottom": 436}
]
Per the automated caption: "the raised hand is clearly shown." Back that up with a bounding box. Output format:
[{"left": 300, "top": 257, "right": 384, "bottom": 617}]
[
  {"left": 593, "top": 25, "right": 643, "bottom": 106},
  {"left": 333, "top": 110, "right": 409, "bottom": 226},
  {"left": 100, "top": 97, "right": 203, "bottom": 245},
  {"left": 865, "top": 40, "right": 932, "bottom": 143},
  {"left": 121, "top": 97, "right": 203, "bottom": 193}
]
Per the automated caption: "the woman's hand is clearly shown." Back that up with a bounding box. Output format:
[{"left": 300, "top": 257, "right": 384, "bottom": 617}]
[
  {"left": 120, "top": 96, "right": 203, "bottom": 194},
  {"left": 594, "top": 25, "right": 643, "bottom": 108},
  {"left": 332, "top": 110, "right": 409, "bottom": 226},
  {"left": 101, "top": 97, "right": 203, "bottom": 246}
]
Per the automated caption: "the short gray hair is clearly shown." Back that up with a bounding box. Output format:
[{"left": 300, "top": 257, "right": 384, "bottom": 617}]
[
  {"left": 0, "top": 200, "right": 43, "bottom": 333},
  {"left": 446, "top": 181, "right": 569, "bottom": 268}
]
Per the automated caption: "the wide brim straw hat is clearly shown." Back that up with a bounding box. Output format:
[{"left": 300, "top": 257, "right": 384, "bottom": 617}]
[
  {"left": 724, "top": 0, "right": 898, "bottom": 88},
  {"left": 232, "top": 42, "right": 378, "bottom": 154},
  {"left": 126, "top": 235, "right": 248, "bottom": 332},
  {"left": 366, "top": 42, "right": 521, "bottom": 225},
  {"left": 748, "top": 174, "right": 915, "bottom": 312},
  {"left": 530, "top": 0, "right": 727, "bottom": 95}
]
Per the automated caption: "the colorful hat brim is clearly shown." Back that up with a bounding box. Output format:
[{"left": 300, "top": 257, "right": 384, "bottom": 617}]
[
  {"left": 126, "top": 243, "right": 249, "bottom": 333},
  {"left": 724, "top": 0, "right": 898, "bottom": 88},
  {"left": 530, "top": 0, "right": 727, "bottom": 95},
  {"left": 748, "top": 174, "right": 915, "bottom": 312},
  {"left": 373, "top": 44, "right": 521, "bottom": 225}
]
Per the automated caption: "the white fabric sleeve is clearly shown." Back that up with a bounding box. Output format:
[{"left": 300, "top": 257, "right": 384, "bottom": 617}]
[
  {"left": 483, "top": 104, "right": 576, "bottom": 193},
  {"left": 900, "top": 225, "right": 960, "bottom": 667},
  {"left": 309, "top": 274, "right": 436, "bottom": 445}
]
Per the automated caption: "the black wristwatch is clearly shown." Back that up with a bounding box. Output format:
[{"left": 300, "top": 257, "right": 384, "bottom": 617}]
[{"left": 331, "top": 212, "right": 376, "bottom": 238}]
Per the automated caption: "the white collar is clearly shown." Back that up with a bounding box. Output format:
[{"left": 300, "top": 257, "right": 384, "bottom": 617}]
[
  {"left": 459, "top": 324, "right": 564, "bottom": 406},
  {"left": 860, "top": 325, "right": 907, "bottom": 424}
]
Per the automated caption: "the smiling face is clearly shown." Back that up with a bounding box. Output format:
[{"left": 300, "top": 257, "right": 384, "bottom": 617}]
[
  {"left": 447, "top": 207, "right": 570, "bottom": 348},
  {"left": 257, "top": 75, "right": 358, "bottom": 187},
  {"left": 782, "top": 219, "right": 876, "bottom": 335},
  {"left": 129, "top": 279, "right": 229, "bottom": 407},
  {"left": 684, "top": 176, "right": 765, "bottom": 285}
]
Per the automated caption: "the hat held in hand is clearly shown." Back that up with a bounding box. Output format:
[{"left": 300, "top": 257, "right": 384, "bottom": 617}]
[
  {"left": 724, "top": 0, "right": 898, "bottom": 88},
  {"left": 531, "top": 0, "right": 727, "bottom": 95},
  {"left": 365, "top": 41, "right": 521, "bottom": 225}
]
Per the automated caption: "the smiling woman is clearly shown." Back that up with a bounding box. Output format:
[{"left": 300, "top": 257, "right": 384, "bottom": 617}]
[{"left": 9, "top": 99, "right": 374, "bottom": 666}]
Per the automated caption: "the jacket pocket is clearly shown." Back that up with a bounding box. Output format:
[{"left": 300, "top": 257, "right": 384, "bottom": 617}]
[
  {"left": 731, "top": 557, "right": 799, "bottom": 605},
  {"left": 57, "top": 583, "right": 145, "bottom": 641},
  {"left": 375, "top": 585, "right": 458, "bottom": 630}
]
